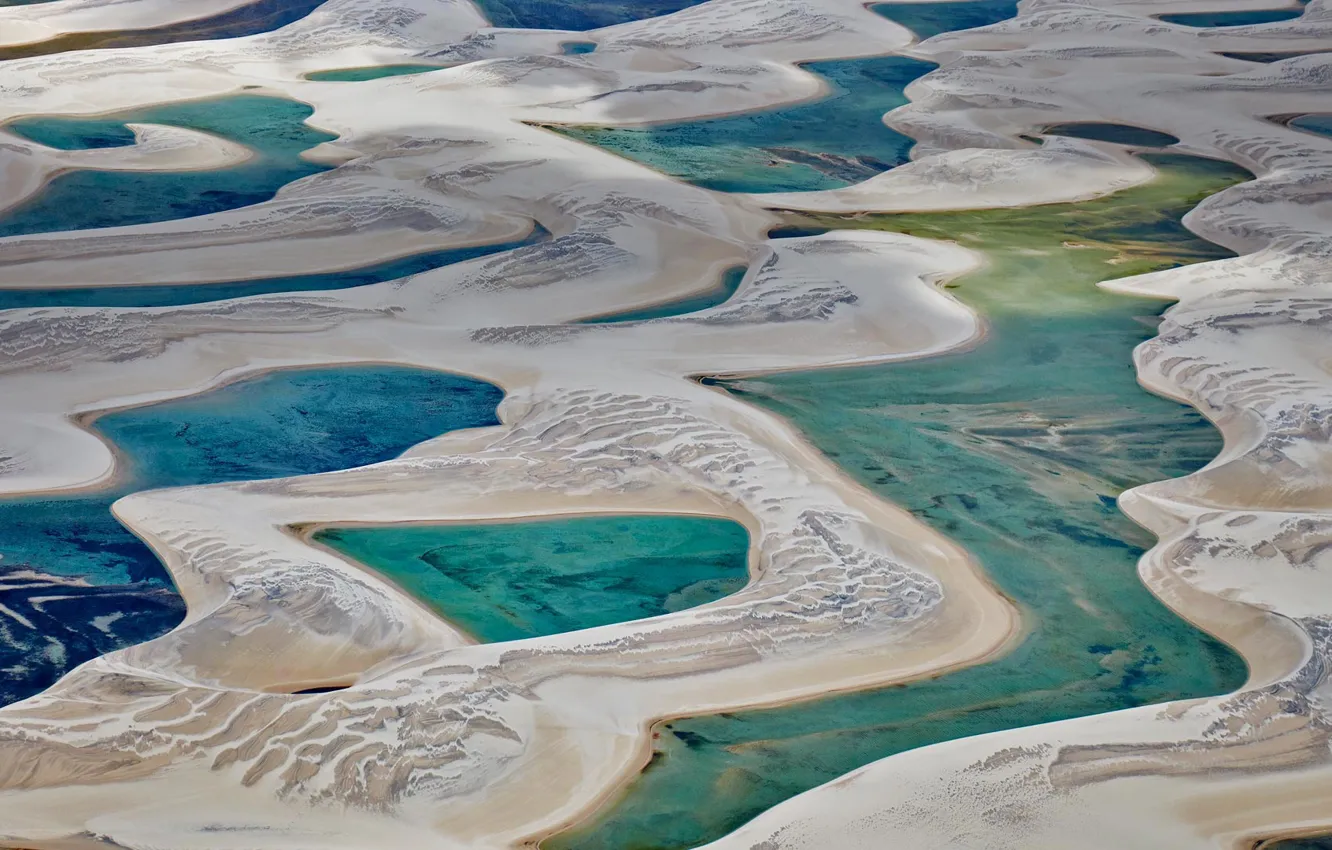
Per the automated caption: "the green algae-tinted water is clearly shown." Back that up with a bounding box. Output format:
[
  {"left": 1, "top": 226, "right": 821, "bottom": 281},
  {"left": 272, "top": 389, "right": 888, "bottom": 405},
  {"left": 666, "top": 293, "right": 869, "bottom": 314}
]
[
  {"left": 0, "top": 0, "right": 328, "bottom": 60},
  {"left": 0, "top": 367, "right": 502, "bottom": 706},
  {"left": 553, "top": 56, "right": 934, "bottom": 194},
  {"left": 545, "top": 155, "right": 1252, "bottom": 850},
  {"left": 0, "top": 95, "right": 334, "bottom": 238},
  {"left": 580, "top": 264, "right": 746, "bottom": 324},
  {"left": 305, "top": 64, "right": 448, "bottom": 82},
  {"left": 314, "top": 516, "right": 750, "bottom": 643},
  {"left": 1044, "top": 122, "right": 1180, "bottom": 148},
  {"left": 1159, "top": 5, "right": 1303, "bottom": 26},
  {"left": 0, "top": 226, "right": 549, "bottom": 311},
  {"left": 870, "top": 0, "right": 1018, "bottom": 40}
]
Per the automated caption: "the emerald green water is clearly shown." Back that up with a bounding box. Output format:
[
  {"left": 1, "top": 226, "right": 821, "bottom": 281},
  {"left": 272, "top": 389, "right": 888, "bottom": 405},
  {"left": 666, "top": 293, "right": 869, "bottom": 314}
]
[
  {"left": 553, "top": 56, "right": 934, "bottom": 194},
  {"left": 314, "top": 516, "right": 750, "bottom": 643},
  {"left": 304, "top": 64, "right": 448, "bottom": 82},
  {"left": 546, "top": 155, "right": 1251, "bottom": 850},
  {"left": 1, "top": 95, "right": 334, "bottom": 238}
]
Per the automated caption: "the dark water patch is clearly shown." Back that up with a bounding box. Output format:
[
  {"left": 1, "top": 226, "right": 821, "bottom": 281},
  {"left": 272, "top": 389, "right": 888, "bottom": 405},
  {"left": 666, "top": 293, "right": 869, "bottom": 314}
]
[
  {"left": 0, "top": 94, "right": 334, "bottom": 239},
  {"left": 6, "top": 116, "right": 137, "bottom": 150},
  {"left": 870, "top": 0, "right": 1019, "bottom": 40},
  {"left": 471, "top": 0, "right": 707, "bottom": 30},
  {"left": 1044, "top": 122, "right": 1179, "bottom": 148},
  {"left": 1159, "top": 5, "right": 1303, "bottom": 26},
  {"left": 0, "top": 226, "right": 548, "bottom": 310},
  {"left": 1260, "top": 837, "right": 1332, "bottom": 850},
  {"left": 561, "top": 41, "right": 597, "bottom": 55},
  {"left": 765, "top": 225, "right": 830, "bottom": 239},
  {"left": 553, "top": 56, "right": 935, "bottom": 194},
  {"left": 546, "top": 154, "right": 1251, "bottom": 850},
  {"left": 304, "top": 64, "right": 449, "bottom": 82},
  {"left": 0, "top": 367, "right": 503, "bottom": 706},
  {"left": 1220, "top": 49, "right": 1332, "bottom": 62},
  {"left": 579, "top": 264, "right": 745, "bottom": 323},
  {"left": 315, "top": 515, "right": 750, "bottom": 642},
  {"left": 0, "top": 0, "right": 328, "bottom": 60}
]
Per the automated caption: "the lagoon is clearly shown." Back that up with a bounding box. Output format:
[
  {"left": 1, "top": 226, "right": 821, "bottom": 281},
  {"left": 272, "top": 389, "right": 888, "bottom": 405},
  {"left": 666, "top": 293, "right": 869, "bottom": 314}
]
[
  {"left": 0, "top": 226, "right": 548, "bottom": 311},
  {"left": 0, "top": 366, "right": 502, "bottom": 706},
  {"left": 554, "top": 56, "right": 934, "bottom": 194},
  {"left": 546, "top": 154, "right": 1251, "bottom": 850},
  {"left": 315, "top": 515, "right": 750, "bottom": 643},
  {"left": 1, "top": 95, "right": 334, "bottom": 238},
  {"left": 0, "top": 0, "right": 329, "bottom": 61}
]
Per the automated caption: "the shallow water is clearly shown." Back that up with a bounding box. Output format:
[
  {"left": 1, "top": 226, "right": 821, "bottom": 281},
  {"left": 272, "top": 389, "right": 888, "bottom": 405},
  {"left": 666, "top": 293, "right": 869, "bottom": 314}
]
[
  {"left": 580, "top": 264, "right": 746, "bottom": 323},
  {"left": 0, "top": 367, "right": 502, "bottom": 706},
  {"left": 0, "top": 94, "right": 334, "bottom": 238},
  {"left": 1159, "top": 5, "right": 1303, "bottom": 26},
  {"left": 315, "top": 516, "right": 749, "bottom": 643},
  {"left": 471, "top": 0, "right": 706, "bottom": 30},
  {"left": 546, "top": 154, "right": 1251, "bottom": 850},
  {"left": 555, "top": 56, "right": 934, "bottom": 193},
  {"left": 305, "top": 64, "right": 448, "bottom": 81},
  {"left": 0, "top": 0, "right": 328, "bottom": 60},
  {"left": 562, "top": 40, "right": 597, "bottom": 54},
  {"left": 0, "top": 226, "right": 548, "bottom": 310},
  {"left": 1044, "top": 122, "right": 1179, "bottom": 147},
  {"left": 1290, "top": 114, "right": 1332, "bottom": 138}
]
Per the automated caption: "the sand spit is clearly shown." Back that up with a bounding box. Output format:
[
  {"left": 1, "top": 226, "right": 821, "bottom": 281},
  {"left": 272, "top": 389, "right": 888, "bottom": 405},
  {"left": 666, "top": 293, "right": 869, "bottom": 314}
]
[{"left": 0, "top": 0, "right": 1328, "bottom": 848}]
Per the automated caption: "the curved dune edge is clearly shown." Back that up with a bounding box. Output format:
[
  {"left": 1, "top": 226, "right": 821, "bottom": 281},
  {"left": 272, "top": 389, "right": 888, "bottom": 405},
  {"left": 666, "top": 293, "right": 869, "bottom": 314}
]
[{"left": 0, "top": 0, "right": 1329, "bottom": 849}]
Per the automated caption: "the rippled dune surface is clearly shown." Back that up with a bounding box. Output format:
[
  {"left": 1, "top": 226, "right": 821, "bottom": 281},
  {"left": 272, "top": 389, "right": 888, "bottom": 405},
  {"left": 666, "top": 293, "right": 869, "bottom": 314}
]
[{"left": 0, "top": 0, "right": 1330, "bottom": 848}]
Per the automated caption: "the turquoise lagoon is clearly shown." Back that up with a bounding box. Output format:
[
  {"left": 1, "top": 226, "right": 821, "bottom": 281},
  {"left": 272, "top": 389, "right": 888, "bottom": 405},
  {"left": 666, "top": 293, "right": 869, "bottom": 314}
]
[
  {"left": 1290, "top": 114, "right": 1332, "bottom": 138},
  {"left": 549, "top": 0, "right": 1024, "bottom": 195},
  {"left": 545, "top": 155, "right": 1251, "bottom": 850},
  {"left": 0, "top": 226, "right": 548, "bottom": 310},
  {"left": 1159, "top": 5, "right": 1304, "bottom": 26},
  {"left": 580, "top": 264, "right": 746, "bottom": 323},
  {"left": 315, "top": 516, "right": 750, "bottom": 643},
  {"left": 304, "top": 64, "right": 449, "bottom": 82},
  {"left": 553, "top": 56, "right": 935, "bottom": 194},
  {"left": 1, "top": 95, "right": 334, "bottom": 238},
  {"left": 472, "top": 0, "right": 705, "bottom": 31},
  {"left": 0, "top": 367, "right": 503, "bottom": 706},
  {"left": 0, "top": 0, "right": 329, "bottom": 60}
]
